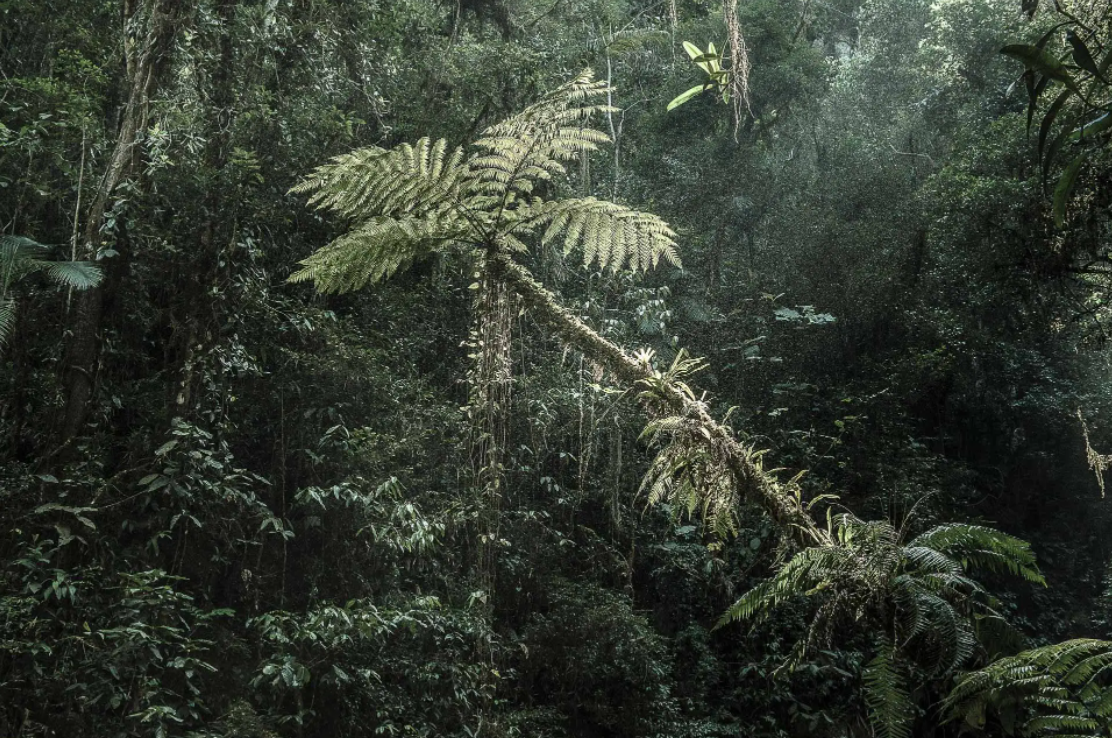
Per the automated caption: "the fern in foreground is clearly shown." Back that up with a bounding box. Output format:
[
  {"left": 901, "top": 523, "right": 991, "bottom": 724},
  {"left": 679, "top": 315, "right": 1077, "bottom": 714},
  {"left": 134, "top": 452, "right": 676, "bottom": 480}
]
[
  {"left": 718, "top": 516, "right": 1045, "bottom": 738},
  {"left": 946, "top": 638, "right": 1112, "bottom": 736}
]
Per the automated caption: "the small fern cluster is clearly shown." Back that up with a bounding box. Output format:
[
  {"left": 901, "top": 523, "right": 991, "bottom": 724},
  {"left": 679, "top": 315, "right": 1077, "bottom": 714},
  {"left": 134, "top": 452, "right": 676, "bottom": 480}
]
[
  {"left": 718, "top": 517, "right": 1045, "bottom": 738},
  {"left": 946, "top": 638, "right": 1112, "bottom": 736},
  {"left": 289, "top": 70, "right": 679, "bottom": 294}
]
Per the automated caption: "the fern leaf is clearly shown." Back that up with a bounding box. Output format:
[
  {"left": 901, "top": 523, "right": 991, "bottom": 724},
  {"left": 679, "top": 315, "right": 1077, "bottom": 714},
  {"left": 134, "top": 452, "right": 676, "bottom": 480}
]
[
  {"left": 512, "top": 197, "right": 680, "bottom": 273},
  {"left": 292, "top": 138, "right": 467, "bottom": 221},
  {"left": 469, "top": 71, "right": 613, "bottom": 202},
  {"left": 910, "top": 524, "right": 1045, "bottom": 585},
  {"left": 864, "top": 639, "right": 914, "bottom": 738},
  {"left": 289, "top": 213, "right": 467, "bottom": 292},
  {"left": 946, "top": 639, "right": 1112, "bottom": 736}
]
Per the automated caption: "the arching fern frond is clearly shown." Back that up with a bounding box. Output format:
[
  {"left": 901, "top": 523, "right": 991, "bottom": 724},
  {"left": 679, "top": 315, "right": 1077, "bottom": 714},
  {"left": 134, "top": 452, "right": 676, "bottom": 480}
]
[
  {"left": 468, "top": 71, "right": 613, "bottom": 200},
  {"left": 289, "top": 213, "right": 469, "bottom": 292},
  {"left": 864, "top": 638, "right": 914, "bottom": 738},
  {"left": 292, "top": 137, "right": 469, "bottom": 220},
  {"left": 946, "top": 639, "right": 1112, "bottom": 736},
  {"left": 909, "top": 524, "right": 1045, "bottom": 585},
  {"left": 510, "top": 197, "right": 679, "bottom": 272},
  {"left": 716, "top": 544, "right": 855, "bottom": 627}
]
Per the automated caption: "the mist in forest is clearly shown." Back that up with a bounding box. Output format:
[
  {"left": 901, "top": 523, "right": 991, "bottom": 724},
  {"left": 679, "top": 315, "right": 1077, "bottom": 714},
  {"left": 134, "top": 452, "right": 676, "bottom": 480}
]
[{"left": 2, "top": 0, "right": 1112, "bottom": 736}]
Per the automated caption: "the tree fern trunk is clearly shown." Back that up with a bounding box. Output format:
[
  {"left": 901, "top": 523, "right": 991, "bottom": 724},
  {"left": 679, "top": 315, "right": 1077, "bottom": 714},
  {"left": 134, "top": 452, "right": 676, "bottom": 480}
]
[{"left": 468, "top": 259, "right": 515, "bottom": 601}]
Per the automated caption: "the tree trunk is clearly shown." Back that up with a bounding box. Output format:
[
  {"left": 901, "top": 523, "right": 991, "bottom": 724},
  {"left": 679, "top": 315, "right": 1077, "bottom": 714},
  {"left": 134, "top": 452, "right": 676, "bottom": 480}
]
[
  {"left": 60, "top": 0, "right": 189, "bottom": 443},
  {"left": 489, "top": 252, "right": 822, "bottom": 542},
  {"left": 175, "top": 0, "right": 238, "bottom": 415}
]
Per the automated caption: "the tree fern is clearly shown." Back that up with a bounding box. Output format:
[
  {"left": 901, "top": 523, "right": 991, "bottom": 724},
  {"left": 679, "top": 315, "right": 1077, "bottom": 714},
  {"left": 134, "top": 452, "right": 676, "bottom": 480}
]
[{"left": 289, "top": 70, "right": 679, "bottom": 293}]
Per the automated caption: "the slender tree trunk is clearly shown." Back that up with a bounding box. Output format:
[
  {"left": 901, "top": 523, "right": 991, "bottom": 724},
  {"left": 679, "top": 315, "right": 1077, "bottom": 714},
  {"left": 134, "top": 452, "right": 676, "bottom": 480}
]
[
  {"left": 489, "top": 252, "right": 822, "bottom": 542},
  {"left": 60, "top": 0, "right": 189, "bottom": 443},
  {"left": 176, "top": 0, "right": 238, "bottom": 415}
]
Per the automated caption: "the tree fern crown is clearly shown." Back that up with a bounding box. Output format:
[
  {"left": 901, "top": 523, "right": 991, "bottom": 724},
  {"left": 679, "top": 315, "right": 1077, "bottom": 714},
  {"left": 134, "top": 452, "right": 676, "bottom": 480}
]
[{"left": 288, "top": 70, "right": 680, "bottom": 293}]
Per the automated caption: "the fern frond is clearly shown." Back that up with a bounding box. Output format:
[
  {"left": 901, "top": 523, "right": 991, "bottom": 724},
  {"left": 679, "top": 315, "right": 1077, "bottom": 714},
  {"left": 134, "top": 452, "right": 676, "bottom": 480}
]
[
  {"left": 511, "top": 197, "right": 679, "bottom": 273},
  {"left": 291, "top": 72, "right": 682, "bottom": 293},
  {"left": 946, "top": 639, "right": 1112, "bottom": 736},
  {"left": 292, "top": 138, "right": 468, "bottom": 221},
  {"left": 289, "top": 212, "right": 468, "bottom": 292},
  {"left": 468, "top": 70, "right": 613, "bottom": 201},
  {"left": 910, "top": 524, "right": 1045, "bottom": 585},
  {"left": 864, "top": 638, "right": 914, "bottom": 738},
  {"left": 716, "top": 545, "right": 855, "bottom": 628}
]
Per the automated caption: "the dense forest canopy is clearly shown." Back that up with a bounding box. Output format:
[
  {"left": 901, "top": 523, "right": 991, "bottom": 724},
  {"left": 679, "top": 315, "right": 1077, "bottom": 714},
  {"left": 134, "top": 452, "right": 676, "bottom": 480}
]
[{"left": 3, "top": 0, "right": 1112, "bottom": 736}]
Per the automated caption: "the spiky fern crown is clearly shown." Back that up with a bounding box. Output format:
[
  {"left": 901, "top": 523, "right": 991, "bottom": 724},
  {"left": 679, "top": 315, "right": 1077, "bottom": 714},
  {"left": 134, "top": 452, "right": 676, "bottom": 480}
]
[
  {"left": 717, "top": 517, "right": 1045, "bottom": 738},
  {"left": 288, "top": 71, "right": 679, "bottom": 293}
]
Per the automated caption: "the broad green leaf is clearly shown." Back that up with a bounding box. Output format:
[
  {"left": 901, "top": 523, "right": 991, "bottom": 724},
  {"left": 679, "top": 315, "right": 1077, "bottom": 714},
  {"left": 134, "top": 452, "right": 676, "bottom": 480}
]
[
  {"left": 1070, "top": 112, "right": 1112, "bottom": 140},
  {"left": 1038, "top": 87, "right": 1073, "bottom": 167},
  {"left": 1025, "top": 72, "right": 1049, "bottom": 133},
  {"left": 1066, "top": 30, "right": 1105, "bottom": 81},
  {"left": 667, "top": 84, "right": 708, "bottom": 111}
]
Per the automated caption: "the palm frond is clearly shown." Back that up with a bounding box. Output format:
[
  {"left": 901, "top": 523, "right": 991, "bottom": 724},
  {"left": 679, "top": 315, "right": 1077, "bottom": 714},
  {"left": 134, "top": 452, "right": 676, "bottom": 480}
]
[
  {"left": 41, "top": 260, "right": 103, "bottom": 289},
  {"left": 0, "top": 235, "right": 49, "bottom": 260},
  {"left": 0, "top": 297, "right": 16, "bottom": 348},
  {"left": 1, "top": 235, "right": 50, "bottom": 285}
]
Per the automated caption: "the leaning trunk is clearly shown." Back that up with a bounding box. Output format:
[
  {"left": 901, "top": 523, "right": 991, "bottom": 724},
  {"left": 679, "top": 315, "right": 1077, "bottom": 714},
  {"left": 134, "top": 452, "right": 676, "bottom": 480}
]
[{"left": 489, "top": 252, "right": 822, "bottom": 542}]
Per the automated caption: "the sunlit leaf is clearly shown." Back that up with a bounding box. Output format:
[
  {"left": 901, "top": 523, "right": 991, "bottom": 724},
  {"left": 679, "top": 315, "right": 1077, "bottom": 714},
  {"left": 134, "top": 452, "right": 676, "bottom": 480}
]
[{"left": 667, "top": 84, "right": 709, "bottom": 111}]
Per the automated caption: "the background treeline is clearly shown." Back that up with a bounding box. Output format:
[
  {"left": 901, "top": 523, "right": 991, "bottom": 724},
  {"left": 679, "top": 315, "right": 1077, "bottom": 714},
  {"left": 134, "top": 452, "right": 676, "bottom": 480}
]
[{"left": 1, "top": 0, "right": 1111, "bottom": 736}]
